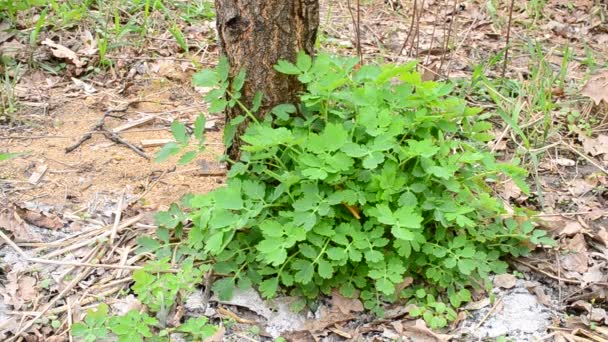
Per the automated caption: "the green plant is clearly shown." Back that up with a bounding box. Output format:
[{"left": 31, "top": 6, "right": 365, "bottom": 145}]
[
  {"left": 107, "top": 310, "right": 158, "bottom": 342},
  {"left": 175, "top": 52, "right": 553, "bottom": 327},
  {"left": 176, "top": 317, "right": 218, "bottom": 340},
  {"left": 0, "top": 153, "right": 19, "bottom": 161},
  {"left": 72, "top": 304, "right": 217, "bottom": 341},
  {"left": 71, "top": 304, "right": 111, "bottom": 342},
  {"left": 132, "top": 259, "right": 206, "bottom": 313}
]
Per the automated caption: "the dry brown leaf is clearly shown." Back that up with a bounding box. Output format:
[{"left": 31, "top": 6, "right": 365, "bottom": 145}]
[
  {"left": 41, "top": 38, "right": 85, "bottom": 68},
  {"left": 494, "top": 274, "right": 517, "bottom": 289},
  {"left": 594, "top": 227, "right": 608, "bottom": 247},
  {"left": 78, "top": 30, "right": 98, "bottom": 56},
  {"left": 582, "top": 264, "right": 606, "bottom": 284},
  {"left": 400, "top": 319, "right": 453, "bottom": 342},
  {"left": 305, "top": 306, "right": 354, "bottom": 333},
  {"left": 560, "top": 234, "right": 589, "bottom": 273},
  {"left": 14, "top": 205, "right": 62, "bottom": 230},
  {"left": 0, "top": 40, "right": 26, "bottom": 60},
  {"left": 330, "top": 289, "right": 363, "bottom": 315},
  {"left": 203, "top": 325, "right": 225, "bottom": 342},
  {"left": 569, "top": 178, "right": 595, "bottom": 196},
  {"left": 0, "top": 206, "right": 42, "bottom": 242},
  {"left": 463, "top": 298, "right": 490, "bottom": 310},
  {"left": 554, "top": 157, "right": 576, "bottom": 166},
  {"left": 501, "top": 179, "right": 522, "bottom": 200},
  {"left": 0, "top": 22, "right": 14, "bottom": 44},
  {"left": 560, "top": 221, "right": 585, "bottom": 237},
  {"left": 582, "top": 70, "right": 608, "bottom": 105},
  {"left": 581, "top": 134, "right": 608, "bottom": 157},
  {"left": 524, "top": 281, "right": 552, "bottom": 306},
  {"left": 2, "top": 270, "right": 38, "bottom": 310}
]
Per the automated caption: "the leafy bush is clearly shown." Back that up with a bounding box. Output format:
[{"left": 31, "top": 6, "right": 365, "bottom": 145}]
[{"left": 177, "top": 52, "right": 553, "bottom": 327}]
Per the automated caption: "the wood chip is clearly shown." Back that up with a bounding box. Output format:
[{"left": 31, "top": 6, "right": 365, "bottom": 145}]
[
  {"left": 141, "top": 139, "right": 174, "bottom": 148},
  {"left": 28, "top": 164, "right": 48, "bottom": 185},
  {"left": 112, "top": 116, "right": 156, "bottom": 133}
]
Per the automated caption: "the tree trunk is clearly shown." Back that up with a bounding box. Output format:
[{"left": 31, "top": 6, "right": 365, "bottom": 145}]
[{"left": 214, "top": 0, "right": 319, "bottom": 161}]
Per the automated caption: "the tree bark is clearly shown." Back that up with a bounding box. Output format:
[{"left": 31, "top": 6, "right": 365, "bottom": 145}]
[{"left": 214, "top": 0, "right": 319, "bottom": 161}]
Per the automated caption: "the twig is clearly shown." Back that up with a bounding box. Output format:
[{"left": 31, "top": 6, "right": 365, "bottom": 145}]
[
  {"left": 110, "top": 189, "right": 126, "bottom": 243},
  {"left": 502, "top": 0, "right": 515, "bottom": 79},
  {"left": 65, "top": 113, "right": 107, "bottom": 153},
  {"left": 41, "top": 215, "right": 142, "bottom": 259},
  {"left": 561, "top": 142, "right": 608, "bottom": 175},
  {"left": 514, "top": 259, "right": 582, "bottom": 285},
  {"left": 346, "top": 0, "right": 363, "bottom": 64},
  {"left": 102, "top": 129, "right": 149, "bottom": 159},
  {"left": 438, "top": 0, "right": 458, "bottom": 77},
  {"left": 7, "top": 251, "right": 99, "bottom": 341},
  {"left": 399, "top": 0, "right": 417, "bottom": 56},
  {"left": 473, "top": 296, "right": 503, "bottom": 330},
  {"left": 0, "top": 230, "right": 143, "bottom": 270}
]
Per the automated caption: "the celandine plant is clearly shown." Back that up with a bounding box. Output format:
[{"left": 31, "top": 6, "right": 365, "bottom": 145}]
[{"left": 173, "top": 52, "right": 553, "bottom": 327}]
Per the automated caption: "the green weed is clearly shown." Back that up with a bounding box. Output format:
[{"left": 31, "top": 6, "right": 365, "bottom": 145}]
[{"left": 161, "top": 52, "right": 555, "bottom": 328}]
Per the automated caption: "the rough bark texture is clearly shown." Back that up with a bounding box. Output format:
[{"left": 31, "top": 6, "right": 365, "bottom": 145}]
[{"left": 215, "top": 0, "right": 319, "bottom": 161}]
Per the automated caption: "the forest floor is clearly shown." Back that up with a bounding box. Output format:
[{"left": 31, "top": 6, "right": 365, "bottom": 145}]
[{"left": 1, "top": 0, "right": 608, "bottom": 341}]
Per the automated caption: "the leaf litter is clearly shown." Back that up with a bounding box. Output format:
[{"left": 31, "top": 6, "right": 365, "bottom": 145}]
[{"left": 1, "top": 0, "right": 608, "bottom": 340}]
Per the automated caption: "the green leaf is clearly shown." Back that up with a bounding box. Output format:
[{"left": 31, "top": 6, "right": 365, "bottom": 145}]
[
  {"left": 209, "top": 98, "right": 228, "bottom": 113},
  {"left": 155, "top": 142, "right": 181, "bottom": 163},
  {"left": 212, "top": 277, "right": 235, "bottom": 300},
  {"left": 232, "top": 68, "right": 246, "bottom": 92},
  {"left": 317, "top": 258, "right": 334, "bottom": 279},
  {"left": 171, "top": 121, "right": 188, "bottom": 145},
  {"left": 214, "top": 183, "right": 243, "bottom": 210},
  {"left": 457, "top": 259, "right": 476, "bottom": 275},
  {"left": 274, "top": 60, "right": 301, "bottom": 75},
  {"left": 193, "top": 114, "right": 206, "bottom": 141},
  {"left": 260, "top": 277, "right": 279, "bottom": 298},
  {"left": 296, "top": 51, "right": 312, "bottom": 71},
  {"left": 217, "top": 56, "right": 230, "bottom": 81},
  {"left": 178, "top": 151, "right": 198, "bottom": 165},
  {"left": 271, "top": 103, "right": 297, "bottom": 120},
  {"left": 0, "top": 153, "right": 19, "bottom": 161},
  {"left": 292, "top": 259, "right": 314, "bottom": 284},
  {"left": 192, "top": 69, "right": 218, "bottom": 87},
  {"left": 252, "top": 91, "right": 264, "bottom": 112}
]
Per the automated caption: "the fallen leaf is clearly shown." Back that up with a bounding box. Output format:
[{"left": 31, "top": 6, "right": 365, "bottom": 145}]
[
  {"left": 0, "top": 206, "right": 42, "bottom": 242},
  {"left": 71, "top": 78, "right": 97, "bottom": 94},
  {"left": 582, "top": 70, "right": 608, "bottom": 105},
  {"left": 501, "top": 179, "right": 522, "bottom": 200},
  {"left": 594, "top": 227, "right": 608, "bottom": 247},
  {"left": 41, "top": 38, "right": 85, "bottom": 68},
  {"left": 581, "top": 134, "right": 608, "bottom": 157},
  {"left": 559, "top": 221, "right": 585, "bottom": 237},
  {"left": 568, "top": 178, "right": 595, "bottom": 196},
  {"left": 463, "top": 298, "right": 490, "bottom": 310},
  {"left": 555, "top": 157, "right": 575, "bottom": 166},
  {"left": 524, "top": 281, "right": 552, "bottom": 306},
  {"left": 305, "top": 306, "right": 353, "bottom": 333},
  {"left": 590, "top": 308, "right": 607, "bottom": 323},
  {"left": 400, "top": 319, "right": 453, "bottom": 342},
  {"left": 582, "top": 264, "right": 606, "bottom": 284},
  {"left": 494, "top": 274, "right": 517, "bottom": 289},
  {"left": 77, "top": 30, "right": 98, "bottom": 56},
  {"left": 0, "top": 22, "right": 14, "bottom": 44},
  {"left": 560, "top": 234, "right": 589, "bottom": 273},
  {"left": 570, "top": 300, "right": 592, "bottom": 313},
  {"left": 14, "top": 205, "right": 63, "bottom": 230},
  {"left": 330, "top": 289, "right": 364, "bottom": 315},
  {"left": 204, "top": 325, "right": 225, "bottom": 342},
  {"left": 111, "top": 294, "right": 141, "bottom": 316}
]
